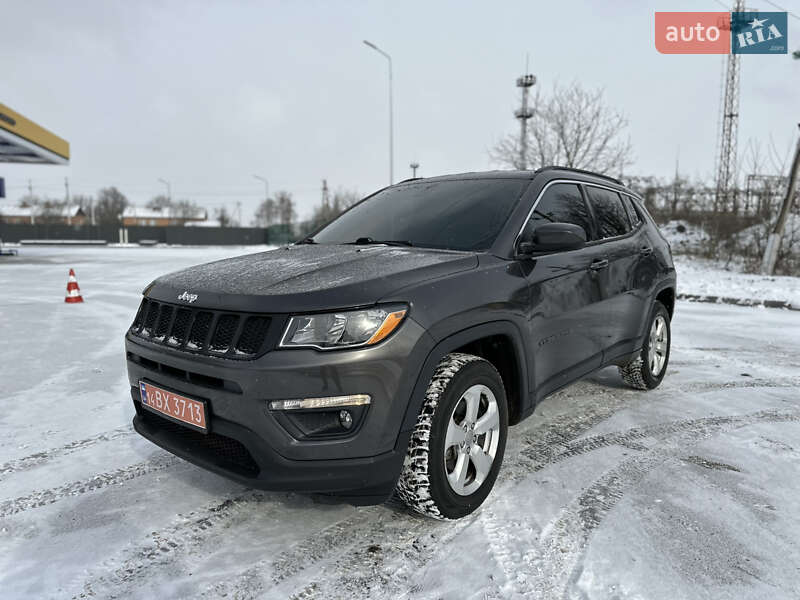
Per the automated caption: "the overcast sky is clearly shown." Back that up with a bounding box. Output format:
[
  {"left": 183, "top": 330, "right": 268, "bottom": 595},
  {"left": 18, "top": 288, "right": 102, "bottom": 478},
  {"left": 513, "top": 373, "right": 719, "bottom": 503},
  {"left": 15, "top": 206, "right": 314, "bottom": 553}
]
[{"left": 2, "top": 0, "right": 798, "bottom": 223}]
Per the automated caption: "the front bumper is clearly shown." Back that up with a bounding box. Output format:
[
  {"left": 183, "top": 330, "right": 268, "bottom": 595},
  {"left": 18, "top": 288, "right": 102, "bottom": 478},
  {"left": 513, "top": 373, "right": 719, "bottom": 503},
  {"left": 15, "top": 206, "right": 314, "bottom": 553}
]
[{"left": 125, "top": 316, "right": 433, "bottom": 498}]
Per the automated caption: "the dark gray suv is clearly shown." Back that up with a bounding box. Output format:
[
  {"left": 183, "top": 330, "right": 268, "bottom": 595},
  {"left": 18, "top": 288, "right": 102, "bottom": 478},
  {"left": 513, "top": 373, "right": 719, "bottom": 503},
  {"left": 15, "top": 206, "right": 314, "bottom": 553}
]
[{"left": 125, "top": 167, "right": 676, "bottom": 519}]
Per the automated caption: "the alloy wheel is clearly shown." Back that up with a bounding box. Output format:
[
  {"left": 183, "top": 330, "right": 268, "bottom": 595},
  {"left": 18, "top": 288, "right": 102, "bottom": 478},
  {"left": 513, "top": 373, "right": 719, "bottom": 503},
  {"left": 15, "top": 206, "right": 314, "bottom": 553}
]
[
  {"left": 443, "top": 384, "right": 501, "bottom": 496},
  {"left": 648, "top": 314, "right": 668, "bottom": 376}
]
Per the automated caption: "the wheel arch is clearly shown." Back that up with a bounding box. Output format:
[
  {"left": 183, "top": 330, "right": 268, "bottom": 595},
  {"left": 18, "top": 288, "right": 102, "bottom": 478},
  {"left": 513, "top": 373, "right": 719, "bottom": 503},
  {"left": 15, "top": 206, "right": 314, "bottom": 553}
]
[
  {"left": 396, "top": 320, "right": 531, "bottom": 448},
  {"left": 655, "top": 285, "right": 675, "bottom": 319}
]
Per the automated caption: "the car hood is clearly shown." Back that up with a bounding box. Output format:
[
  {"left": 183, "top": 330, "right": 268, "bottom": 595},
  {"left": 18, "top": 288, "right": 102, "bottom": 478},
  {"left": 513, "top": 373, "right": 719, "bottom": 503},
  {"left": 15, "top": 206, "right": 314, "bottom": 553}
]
[{"left": 146, "top": 244, "right": 478, "bottom": 312}]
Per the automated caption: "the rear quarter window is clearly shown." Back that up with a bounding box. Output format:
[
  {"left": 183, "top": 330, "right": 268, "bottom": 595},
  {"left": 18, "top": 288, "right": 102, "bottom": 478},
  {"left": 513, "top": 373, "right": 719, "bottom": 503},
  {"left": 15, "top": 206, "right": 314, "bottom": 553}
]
[{"left": 621, "top": 194, "right": 642, "bottom": 228}]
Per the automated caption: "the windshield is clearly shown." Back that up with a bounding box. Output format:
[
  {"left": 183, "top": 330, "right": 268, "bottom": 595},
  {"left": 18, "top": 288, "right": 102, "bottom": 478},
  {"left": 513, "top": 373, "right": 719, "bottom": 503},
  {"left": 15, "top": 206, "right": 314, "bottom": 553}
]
[{"left": 311, "top": 178, "right": 529, "bottom": 251}]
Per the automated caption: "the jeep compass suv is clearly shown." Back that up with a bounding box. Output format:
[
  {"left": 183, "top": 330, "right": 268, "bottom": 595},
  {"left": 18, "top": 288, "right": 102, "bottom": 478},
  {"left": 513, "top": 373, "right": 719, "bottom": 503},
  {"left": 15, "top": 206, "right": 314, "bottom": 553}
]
[{"left": 125, "top": 167, "right": 676, "bottom": 519}]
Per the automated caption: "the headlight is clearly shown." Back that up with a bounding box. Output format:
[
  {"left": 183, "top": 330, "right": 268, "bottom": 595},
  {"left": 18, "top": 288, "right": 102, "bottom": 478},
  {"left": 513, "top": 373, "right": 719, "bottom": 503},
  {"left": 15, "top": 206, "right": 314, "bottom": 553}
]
[{"left": 279, "top": 305, "right": 408, "bottom": 350}]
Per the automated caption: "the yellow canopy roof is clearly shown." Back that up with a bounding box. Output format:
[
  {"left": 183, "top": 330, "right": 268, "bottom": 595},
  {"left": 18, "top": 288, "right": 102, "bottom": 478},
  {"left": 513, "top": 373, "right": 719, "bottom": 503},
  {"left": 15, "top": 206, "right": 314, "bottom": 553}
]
[{"left": 0, "top": 103, "right": 69, "bottom": 165}]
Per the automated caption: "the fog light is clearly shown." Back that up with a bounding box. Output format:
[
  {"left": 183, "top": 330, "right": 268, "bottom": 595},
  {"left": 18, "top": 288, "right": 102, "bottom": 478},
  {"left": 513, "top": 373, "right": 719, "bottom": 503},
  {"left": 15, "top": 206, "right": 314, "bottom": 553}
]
[
  {"left": 268, "top": 394, "right": 371, "bottom": 411},
  {"left": 339, "top": 410, "right": 353, "bottom": 429}
]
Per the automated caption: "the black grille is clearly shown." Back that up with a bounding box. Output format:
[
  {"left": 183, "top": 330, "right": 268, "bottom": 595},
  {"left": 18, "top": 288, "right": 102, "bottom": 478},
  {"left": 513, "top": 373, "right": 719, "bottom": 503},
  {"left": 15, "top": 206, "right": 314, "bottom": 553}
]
[
  {"left": 139, "top": 409, "right": 259, "bottom": 475},
  {"left": 154, "top": 305, "right": 173, "bottom": 339},
  {"left": 236, "top": 317, "right": 271, "bottom": 354},
  {"left": 142, "top": 301, "right": 159, "bottom": 335},
  {"left": 210, "top": 315, "right": 239, "bottom": 352},
  {"left": 187, "top": 311, "right": 213, "bottom": 350},
  {"left": 167, "top": 308, "right": 192, "bottom": 346},
  {"left": 129, "top": 298, "right": 272, "bottom": 359}
]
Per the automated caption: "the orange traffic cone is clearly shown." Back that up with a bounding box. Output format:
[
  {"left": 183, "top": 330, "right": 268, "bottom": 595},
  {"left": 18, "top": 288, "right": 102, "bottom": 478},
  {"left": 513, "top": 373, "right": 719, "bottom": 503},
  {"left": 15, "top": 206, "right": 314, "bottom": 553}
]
[{"left": 65, "top": 268, "right": 84, "bottom": 303}]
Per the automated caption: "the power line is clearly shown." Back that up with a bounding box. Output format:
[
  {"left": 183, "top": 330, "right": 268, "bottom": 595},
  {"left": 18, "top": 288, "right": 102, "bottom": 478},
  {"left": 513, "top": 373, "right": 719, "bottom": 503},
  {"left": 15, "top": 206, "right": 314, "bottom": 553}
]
[
  {"left": 761, "top": 0, "right": 800, "bottom": 20},
  {"left": 711, "top": 0, "right": 800, "bottom": 21}
]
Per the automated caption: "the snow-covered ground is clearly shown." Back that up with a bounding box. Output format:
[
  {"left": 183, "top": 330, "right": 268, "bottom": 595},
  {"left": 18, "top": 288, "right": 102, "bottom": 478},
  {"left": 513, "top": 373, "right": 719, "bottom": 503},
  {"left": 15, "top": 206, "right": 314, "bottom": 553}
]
[
  {"left": 660, "top": 220, "right": 710, "bottom": 255},
  {"left": 673, "top": 255, "right": 800, "bottom": 307},
  {"left": 659, "top": 220, "right": 800, "bottom": 306},
  {"left": 1, "top": 246, "right": 800, "bottom": 599}
]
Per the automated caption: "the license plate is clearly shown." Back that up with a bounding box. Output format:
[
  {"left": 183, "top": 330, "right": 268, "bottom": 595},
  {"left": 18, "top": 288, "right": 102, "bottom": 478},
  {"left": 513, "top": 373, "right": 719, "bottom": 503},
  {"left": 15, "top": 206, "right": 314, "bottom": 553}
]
[{"left": 139, "top": 381, "right": 208, "bottom": 433}]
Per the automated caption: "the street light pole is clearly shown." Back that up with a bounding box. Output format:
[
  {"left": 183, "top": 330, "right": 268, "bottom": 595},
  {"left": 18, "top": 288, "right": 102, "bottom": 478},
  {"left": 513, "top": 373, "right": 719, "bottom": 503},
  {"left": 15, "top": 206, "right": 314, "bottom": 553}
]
[
  {"left": 158, "top": 178, "right": 172, "bottom": 202},
  {"left": 253, "top": 175, "right": 269, "bottom": 201},
  {"left": 363, "top": 40, "right": 393, "bottom": 185}
]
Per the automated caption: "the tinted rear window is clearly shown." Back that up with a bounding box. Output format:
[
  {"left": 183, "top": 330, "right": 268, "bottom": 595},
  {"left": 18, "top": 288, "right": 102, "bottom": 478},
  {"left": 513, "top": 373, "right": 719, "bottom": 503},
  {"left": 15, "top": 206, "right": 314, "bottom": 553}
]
[
  {"left": 313, "top": 179, "right": 528, "bottom": 251},
  {"left": 585, "top": 186, "right": 631, "bottom": 239}
]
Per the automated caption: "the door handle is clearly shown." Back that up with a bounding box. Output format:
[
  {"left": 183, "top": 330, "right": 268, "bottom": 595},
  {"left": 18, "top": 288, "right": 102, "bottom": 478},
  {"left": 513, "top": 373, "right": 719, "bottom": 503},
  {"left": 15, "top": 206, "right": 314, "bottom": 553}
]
[
  {"left": 640, "top": 246, "right": 653, "bottom": 256},
  {"left": 589, "top": 258, "right": 609, "bottom": 271}
]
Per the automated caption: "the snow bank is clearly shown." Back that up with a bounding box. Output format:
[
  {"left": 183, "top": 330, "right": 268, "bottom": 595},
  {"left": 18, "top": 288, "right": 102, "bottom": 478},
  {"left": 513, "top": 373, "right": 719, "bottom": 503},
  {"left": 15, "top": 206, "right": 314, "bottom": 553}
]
[
  {"left": 675, "top": 255, "right": 800, "bottom": 307},
  {"left": 659, "top": 220, "right": 709, "bottom": 255}
]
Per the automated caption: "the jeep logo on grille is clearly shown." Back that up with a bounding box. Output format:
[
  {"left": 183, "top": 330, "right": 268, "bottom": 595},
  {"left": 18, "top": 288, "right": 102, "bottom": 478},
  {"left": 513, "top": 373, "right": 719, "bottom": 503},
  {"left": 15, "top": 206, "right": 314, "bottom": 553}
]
[{"left": 177, "top": 291, "right": 198, "bottom": 303}]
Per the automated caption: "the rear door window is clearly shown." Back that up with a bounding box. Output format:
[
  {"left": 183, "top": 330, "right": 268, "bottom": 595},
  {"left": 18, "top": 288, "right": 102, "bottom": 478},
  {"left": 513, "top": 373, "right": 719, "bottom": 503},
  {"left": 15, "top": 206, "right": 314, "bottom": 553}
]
[
  {"left": 527, "top": 183, "right": 594, "bottom": 240},
  {"left": 585, "top": 186, "right": 631, "bottom": 239}
]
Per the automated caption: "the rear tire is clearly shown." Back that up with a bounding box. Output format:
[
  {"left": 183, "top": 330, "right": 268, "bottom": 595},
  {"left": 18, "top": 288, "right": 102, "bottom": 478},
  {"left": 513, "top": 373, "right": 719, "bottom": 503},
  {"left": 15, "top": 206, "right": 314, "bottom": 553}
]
[
  {"left": 619, "top": 300, "right": 671, "bottom": 390},
  {"left": 395, "top": 353, "right": 508, "bottom": 520}
]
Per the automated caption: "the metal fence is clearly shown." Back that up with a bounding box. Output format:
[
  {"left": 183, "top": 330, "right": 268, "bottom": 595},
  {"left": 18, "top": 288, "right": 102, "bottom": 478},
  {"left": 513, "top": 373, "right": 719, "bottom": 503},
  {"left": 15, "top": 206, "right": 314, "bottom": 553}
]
[{"left": 0, "top": 223, "right": 294, "bottom": 245}]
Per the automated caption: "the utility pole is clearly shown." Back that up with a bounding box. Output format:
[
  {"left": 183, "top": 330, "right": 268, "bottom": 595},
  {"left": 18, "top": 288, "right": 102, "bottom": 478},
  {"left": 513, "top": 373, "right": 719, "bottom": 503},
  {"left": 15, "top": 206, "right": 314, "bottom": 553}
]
[
  {"left": 65, "top": 177, "right": 71, "bottom": 225},
  {"left": 28, "top": 179, "right": 35, "bottom": 224},
  {"left": 158, "top": 178, "right": 172, "bottom": 202},
  {"left": 761, "top": 123, "right": 800, "bottom": 275},
  {"left": 410, "top": 162, "right": 419, "bottom": 178},
  {"left": 363, "top": 40, "right": 394, "bottom": 185},
  {"left": 514, "top": 57, "right": 536, "bottom": 170}
]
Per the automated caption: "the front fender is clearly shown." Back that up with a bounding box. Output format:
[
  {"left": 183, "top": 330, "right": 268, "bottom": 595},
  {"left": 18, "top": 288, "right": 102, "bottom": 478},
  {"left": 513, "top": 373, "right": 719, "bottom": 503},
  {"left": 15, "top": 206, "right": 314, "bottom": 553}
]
[{"left": 394, "top": 320, "right": 532, "bottom": 454}]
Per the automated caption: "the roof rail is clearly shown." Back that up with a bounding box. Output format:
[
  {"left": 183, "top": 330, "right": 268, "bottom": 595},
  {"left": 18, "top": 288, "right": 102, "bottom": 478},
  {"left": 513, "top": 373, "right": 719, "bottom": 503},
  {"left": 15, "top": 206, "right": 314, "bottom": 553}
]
[
  {"left": 397, "top": 177, "right": 423, "bottom": 184},
  {"left": 536, "top": 166, "right": 622, "bottom": 186}
]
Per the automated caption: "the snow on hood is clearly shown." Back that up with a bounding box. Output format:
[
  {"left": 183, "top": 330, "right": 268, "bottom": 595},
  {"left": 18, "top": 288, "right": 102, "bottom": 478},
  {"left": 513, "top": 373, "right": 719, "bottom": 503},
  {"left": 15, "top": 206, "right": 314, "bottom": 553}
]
[{"left": 146, "top": 244, "right": 478, "bottom": 312}]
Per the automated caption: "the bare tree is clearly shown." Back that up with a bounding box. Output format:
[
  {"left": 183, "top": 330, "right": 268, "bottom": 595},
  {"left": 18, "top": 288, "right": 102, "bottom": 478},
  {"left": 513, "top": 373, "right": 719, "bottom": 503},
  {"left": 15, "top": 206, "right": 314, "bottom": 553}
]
[
  {"left": 331, "top": 188, "right": 360, "bottom": 213},
  {"left": 146, "top": 195, "right": 171, "bottom": 210},
  {"left": 17, "top": 194, "right": 40, "bottom": 208},
  {"left": 71, "top": 194, "right": 93, "bottom": 212},
  {"left": 215, "top": 206, "right": 234, "bottom": 228},
  {"left": 253, "top": 197, "right": 278, "bottom": 227},
  {"left": 38, "top": 198, "right": 69, "bottom": 224},
  {"left": 95, "top": 187, "right": 129, "bottom": 225},
  {"left": 275, "top": 191, "right": 296, "bottom": 226},
  {"left": 490, "top": 82, "right": 633, "bottom": 175},
  {"left": 172, "top": 199, "right": 205, "bottom": 220},
  {"left": 299, "top": 188, "right": 361, "bottom": 237}
]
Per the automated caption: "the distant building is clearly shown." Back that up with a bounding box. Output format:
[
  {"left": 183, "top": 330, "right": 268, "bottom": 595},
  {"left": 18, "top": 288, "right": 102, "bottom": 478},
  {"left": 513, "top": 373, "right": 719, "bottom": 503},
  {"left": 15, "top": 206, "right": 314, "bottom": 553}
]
[
  {"left": 121, "top": 205, "right": 207, "bottom": 227},
  {"left": 0, "top": 203, "right": 87, "bottom": 225}
]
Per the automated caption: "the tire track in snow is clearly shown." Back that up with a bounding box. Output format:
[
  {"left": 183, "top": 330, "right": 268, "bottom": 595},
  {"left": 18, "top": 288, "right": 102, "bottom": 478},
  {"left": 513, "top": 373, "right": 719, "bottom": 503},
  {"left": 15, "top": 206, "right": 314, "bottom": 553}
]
[
  {"left": 287, "top": 511, "right": 465, "bottom": 600},
  {"left": 0, "top": 426, "right": 134, "bottom": 480},
  {"left": 0, "top": 452, "right": 179, "bottom": 518},
  {"left": 283, "top": 386, "right": 644, "bottom": 599},
  {"left": 520, "top": 409, "right": 800, "bottom": 473},
  {"left": 202, "top": 507, "right": 383, "bottom": 599},
  {"left": 289, "top": 408, "right": 800, "bottom": 599},
  {"left": 504, "top": 409, "right": 800, "bottom": 598},
  {"left": 76, "top": 491, "right": 266, "bottom": 599},
  {"left": 479, "top": 503, "right": 530, "bottom": 596}
]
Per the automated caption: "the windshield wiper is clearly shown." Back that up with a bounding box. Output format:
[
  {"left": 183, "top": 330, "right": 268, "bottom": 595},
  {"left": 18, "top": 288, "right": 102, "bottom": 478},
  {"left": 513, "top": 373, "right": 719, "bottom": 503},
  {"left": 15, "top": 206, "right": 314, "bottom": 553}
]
[
  {"left": 349, "top": 237, "right": 414, "bottom": 247},
  {"left": 296, "top": 237, "right": 317, "bottom": 244}
]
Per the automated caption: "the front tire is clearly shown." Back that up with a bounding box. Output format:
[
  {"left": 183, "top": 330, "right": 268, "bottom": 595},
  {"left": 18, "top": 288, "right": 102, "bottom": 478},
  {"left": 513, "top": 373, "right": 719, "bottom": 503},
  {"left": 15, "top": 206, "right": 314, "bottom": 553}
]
[
  {"left": 395, "top": 353, "right": 508, "bottom": 519},
  {"left": 619, "top": 300, "right": 671, "bottom": 390}
]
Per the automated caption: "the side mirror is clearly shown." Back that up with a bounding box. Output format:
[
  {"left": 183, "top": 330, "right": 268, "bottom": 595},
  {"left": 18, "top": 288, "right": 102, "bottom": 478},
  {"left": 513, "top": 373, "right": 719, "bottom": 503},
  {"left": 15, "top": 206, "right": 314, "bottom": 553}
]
[{"left": 516, "top": 222, "right": 586, "bottom": 257}]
